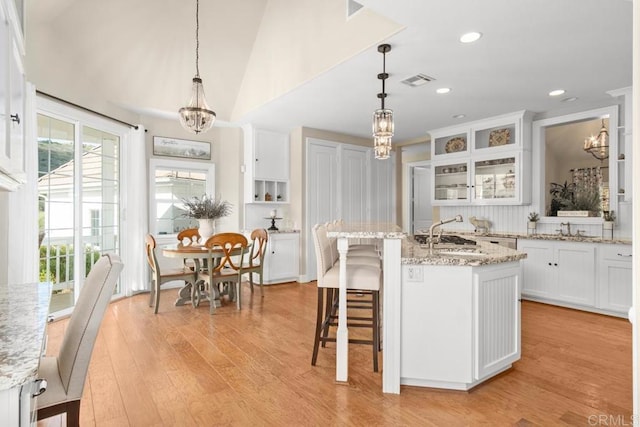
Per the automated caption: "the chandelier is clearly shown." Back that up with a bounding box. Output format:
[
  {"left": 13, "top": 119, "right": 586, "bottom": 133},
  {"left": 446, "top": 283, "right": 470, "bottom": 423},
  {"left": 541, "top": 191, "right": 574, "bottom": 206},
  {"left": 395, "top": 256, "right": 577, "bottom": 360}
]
[
  {"left": 583, "top": 119, "right": 609, "bottom": 161},
  {"left": 179, "top": 0, "right": 216, "bottom": 134},
  {"left": 372, "top": 44, "right": 393, "bottom": 160}
]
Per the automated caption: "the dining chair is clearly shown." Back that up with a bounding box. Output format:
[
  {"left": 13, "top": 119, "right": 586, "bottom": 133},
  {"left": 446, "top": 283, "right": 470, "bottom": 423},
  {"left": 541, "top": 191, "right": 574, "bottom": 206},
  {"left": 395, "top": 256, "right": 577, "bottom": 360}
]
[
  {"left": 240, "top": 228, "right": 268, "bottom": 296},
  {"left": 177, "top": 228, "right": 201, "bottom": 271},
  {"left": 145, "top": 234, "right": 197, "bottom": 314},
  {"left": 36, "top": 253, "right": 124, "bottom": 427},
  {"left": 177, "top": 228, "right": 201, "bottom": 245},
  {"left": 199, "top": 233, "right": 248, "bottom": 313}
]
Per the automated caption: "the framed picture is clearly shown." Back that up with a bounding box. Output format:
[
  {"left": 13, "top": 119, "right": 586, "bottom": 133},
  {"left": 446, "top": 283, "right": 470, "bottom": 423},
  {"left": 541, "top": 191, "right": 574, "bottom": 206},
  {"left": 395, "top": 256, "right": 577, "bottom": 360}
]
[{"left": 153, "top": 136, "right": 211, "bottom": 160}]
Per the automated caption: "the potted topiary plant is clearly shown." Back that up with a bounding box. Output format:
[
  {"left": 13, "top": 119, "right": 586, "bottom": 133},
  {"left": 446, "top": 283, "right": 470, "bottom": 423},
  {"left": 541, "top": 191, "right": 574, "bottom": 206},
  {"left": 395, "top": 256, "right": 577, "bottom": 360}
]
[
  {"left": 181, "top": 195, "right": 232, "bottom": 241},
  {"left": 527, "top": 212, "right": 539, "bottom": 232},
  {"left": 603, "top": 210, "right": 616, "bottom": 230}
]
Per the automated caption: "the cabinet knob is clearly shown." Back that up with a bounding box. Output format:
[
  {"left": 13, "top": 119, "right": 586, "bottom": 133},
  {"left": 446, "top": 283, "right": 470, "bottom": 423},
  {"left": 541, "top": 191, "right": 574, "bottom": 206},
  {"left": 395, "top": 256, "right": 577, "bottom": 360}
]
[
  {"left": 33, "top": 378, "right": 47, "bottom": 397},
  {"left": 272, "top": 251, "right": 275, "bottom": 254},
  {"left": 10, "top": 113, "right": 20, "bottom": 124},
  {"left": 548, "top": 262, "right": 552, "bottom": 266},
  {"left": 554, "top": 263, "right": 558, "bottom": 266}
]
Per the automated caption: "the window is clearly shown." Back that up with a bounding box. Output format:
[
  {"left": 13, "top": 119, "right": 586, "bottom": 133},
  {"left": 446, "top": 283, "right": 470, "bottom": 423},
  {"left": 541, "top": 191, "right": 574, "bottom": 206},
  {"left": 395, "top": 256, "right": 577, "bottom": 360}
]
[
  {"left": 37, "top": 105, "right": 126, "bottom": 317},
  {"left": 149, "top": 159, "right": 215, "bottom": 236}
]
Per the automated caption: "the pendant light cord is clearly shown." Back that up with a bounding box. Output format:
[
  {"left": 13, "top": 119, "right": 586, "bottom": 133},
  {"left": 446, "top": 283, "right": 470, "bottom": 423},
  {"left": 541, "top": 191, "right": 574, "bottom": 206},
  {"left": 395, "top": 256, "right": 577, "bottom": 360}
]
[
  {"left": 381, "top": 51, "right": 386, "bottom": 109},
  {"left": 195, "top": 0, "right": 200, "bottom": 78}
]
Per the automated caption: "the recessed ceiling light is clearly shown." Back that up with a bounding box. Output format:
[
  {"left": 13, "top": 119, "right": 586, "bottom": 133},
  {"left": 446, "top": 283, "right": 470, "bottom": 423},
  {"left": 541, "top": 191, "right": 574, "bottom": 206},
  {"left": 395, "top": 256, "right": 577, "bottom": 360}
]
[
  {"left": 436, "top": 87, "right": 451, "bottom": 94},
  {"left": 460, "top": 32, "right": 482, "bottom": 43},
  {"left": 562, "top": 96, "right": 578, "bottom": 102},
  {"left": 453, "top": 114, "right": 466, "bottom": 119},
  {"left": 549, "top": 89, "right": 566, "bottom": 97}
]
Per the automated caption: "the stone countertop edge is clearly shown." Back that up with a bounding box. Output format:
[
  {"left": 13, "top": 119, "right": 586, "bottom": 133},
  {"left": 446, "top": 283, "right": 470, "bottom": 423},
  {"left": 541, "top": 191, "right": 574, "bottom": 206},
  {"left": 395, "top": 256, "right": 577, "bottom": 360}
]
[
  {"left": 401, "top": 239, "right": 527, "bottom": 266},
  {"left": 424, "top": 230, "right": 632, "bottom": 245},
  {"left": 0, "top": 282, "right": 52, "bottom": 390}
]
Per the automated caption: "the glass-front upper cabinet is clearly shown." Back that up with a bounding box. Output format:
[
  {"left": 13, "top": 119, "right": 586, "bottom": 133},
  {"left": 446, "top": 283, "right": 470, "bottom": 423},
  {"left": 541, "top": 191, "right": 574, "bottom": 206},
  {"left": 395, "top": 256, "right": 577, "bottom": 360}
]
[
  {"left": 430, "top": 110, "right": 532, "bottom": 159},
  {"left": 430, "top": 127, "right": 470, "bottom": 159},
  {"left": 473, "top": 155, "right": 518, "bottom": 202},
  {"left": 433, "top": 161, "right": 470, "bottom": 204}
]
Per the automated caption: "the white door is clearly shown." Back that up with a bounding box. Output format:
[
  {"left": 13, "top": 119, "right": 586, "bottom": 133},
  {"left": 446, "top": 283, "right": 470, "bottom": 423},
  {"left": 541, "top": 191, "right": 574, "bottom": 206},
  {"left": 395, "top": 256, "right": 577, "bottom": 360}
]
[
  {"left": 306, "top": 139, "right": 338, "bottom": 281},
  {"left": 341, "top": 145, "right": 369, "bottom": 223},
  {"left": 412, "top": 166, "right": 432, "bottom": 234},
  {"left": 371, "top": 151, "right": 396, "bottom": 223}
]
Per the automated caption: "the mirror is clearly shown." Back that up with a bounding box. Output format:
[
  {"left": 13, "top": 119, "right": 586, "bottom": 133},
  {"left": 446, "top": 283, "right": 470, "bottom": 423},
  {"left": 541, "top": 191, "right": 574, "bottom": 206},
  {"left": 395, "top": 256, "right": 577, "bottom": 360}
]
[
  {"left": 532, "top": 105, "right": 619, "bottom": 221},
  {"left": 544, "top": 118, "right": 609, "bottom": 216}
]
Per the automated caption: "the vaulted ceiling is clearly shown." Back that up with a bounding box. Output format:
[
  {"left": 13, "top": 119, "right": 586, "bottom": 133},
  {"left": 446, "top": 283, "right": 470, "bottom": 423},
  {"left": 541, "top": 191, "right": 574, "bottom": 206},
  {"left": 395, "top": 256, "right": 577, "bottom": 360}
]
[{"left": 26, "top": 0, "right": 632, "bottom": 142}]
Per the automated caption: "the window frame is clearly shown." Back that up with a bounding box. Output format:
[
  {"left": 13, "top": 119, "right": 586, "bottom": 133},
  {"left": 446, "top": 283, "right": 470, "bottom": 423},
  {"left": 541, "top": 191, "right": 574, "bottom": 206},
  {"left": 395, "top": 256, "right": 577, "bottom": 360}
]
[{"left": 148, "top": 158, "right": 215, "bottom": 237}]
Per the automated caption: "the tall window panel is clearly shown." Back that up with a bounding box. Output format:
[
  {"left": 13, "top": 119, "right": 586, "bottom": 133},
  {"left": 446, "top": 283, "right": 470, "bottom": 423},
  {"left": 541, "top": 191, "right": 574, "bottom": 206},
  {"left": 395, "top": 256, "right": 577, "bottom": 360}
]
[{"left": 37, "top": 114, "right": 121, "bottom": 316}]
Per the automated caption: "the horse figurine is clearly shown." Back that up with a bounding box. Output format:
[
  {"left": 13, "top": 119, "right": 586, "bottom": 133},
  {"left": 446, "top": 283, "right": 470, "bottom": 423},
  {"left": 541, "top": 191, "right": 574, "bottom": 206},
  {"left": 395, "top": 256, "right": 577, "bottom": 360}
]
[{"left": 469, "top": 216, "right": 491, "bottom": 233}]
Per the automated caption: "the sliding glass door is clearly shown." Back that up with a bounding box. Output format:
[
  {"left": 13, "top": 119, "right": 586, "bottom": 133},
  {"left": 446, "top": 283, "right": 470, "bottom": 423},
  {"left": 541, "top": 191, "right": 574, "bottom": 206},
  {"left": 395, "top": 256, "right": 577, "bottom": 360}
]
[{"left": 38, "top": 113, "right": 122, "bottom": 316}]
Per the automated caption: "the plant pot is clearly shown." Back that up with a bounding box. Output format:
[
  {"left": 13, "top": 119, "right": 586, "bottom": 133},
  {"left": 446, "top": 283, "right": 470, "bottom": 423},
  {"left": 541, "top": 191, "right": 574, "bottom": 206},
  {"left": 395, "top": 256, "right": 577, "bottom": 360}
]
[
  {"left": 198, "top": 218, "right": 216, "bottom": 243},
  {"left": 603, "top": 221, "right": 614, "bottom": 230},
  {"left": 528, "top": 221, "right": 537, "bottom": 229}
]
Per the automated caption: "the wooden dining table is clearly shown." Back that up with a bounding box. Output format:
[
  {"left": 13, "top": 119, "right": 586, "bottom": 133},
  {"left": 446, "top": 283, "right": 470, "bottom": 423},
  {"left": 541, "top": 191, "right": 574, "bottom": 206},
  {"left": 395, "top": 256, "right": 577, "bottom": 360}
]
[{"left": 162, "top": 243, "right": 250, "bottom": 309}]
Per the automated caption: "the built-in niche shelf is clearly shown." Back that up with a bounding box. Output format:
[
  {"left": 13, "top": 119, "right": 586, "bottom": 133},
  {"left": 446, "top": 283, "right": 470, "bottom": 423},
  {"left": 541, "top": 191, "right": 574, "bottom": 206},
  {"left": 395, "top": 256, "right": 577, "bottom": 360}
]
[{"left": 253, "top": 179, "right": 288, "bottom": 203}]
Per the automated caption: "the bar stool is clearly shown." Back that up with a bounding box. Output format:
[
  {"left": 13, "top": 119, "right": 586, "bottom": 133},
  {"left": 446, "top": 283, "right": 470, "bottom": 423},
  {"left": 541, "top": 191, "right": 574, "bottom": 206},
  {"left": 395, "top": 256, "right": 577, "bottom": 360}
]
[{"left": 311, "top": 223, "right": 381, "bottom": 372}]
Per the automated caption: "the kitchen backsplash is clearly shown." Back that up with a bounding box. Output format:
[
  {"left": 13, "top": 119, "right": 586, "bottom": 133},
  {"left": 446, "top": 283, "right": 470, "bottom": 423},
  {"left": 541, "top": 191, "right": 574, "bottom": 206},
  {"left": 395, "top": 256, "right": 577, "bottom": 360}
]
[{"left": 439, "top": 201, "right": 632, "bottom": 239}]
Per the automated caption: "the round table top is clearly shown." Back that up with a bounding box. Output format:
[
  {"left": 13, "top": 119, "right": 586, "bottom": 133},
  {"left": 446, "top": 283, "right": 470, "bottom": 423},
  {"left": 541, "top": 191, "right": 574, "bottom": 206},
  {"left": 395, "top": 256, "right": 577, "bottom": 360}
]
[{"left": 162, "top": 243, "right": 250, "bottom": 258}]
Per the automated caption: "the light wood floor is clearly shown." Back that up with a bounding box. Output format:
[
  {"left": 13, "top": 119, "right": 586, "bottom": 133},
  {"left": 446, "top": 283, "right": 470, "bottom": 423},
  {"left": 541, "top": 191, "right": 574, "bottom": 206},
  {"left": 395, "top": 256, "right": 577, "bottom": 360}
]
[{"left": 38, "top": 281, "right": 631, "bottom": 426}]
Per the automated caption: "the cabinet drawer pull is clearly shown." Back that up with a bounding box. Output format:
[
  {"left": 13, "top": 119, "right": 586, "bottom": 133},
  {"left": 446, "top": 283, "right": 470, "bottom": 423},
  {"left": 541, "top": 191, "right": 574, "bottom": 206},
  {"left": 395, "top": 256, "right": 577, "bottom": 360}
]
[
  {"left": 617, "top": 253, "right": 632, "bottom": 257},
  {"left": 10, "top": 113, "right": 20, "bottom": 124},
  {"left": 33, "top": 378, "right": 47, "bottom": 397}
]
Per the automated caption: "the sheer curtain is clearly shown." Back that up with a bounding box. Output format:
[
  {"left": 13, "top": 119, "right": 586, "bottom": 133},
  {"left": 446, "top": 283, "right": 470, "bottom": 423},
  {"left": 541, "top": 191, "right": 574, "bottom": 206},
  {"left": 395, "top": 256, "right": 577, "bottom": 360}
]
[
  {"left": 122, "top": 125, "right": 149, "bottom": 294},
  {"left": 571, "top": 166, "right": 608, "bottom": 212}
]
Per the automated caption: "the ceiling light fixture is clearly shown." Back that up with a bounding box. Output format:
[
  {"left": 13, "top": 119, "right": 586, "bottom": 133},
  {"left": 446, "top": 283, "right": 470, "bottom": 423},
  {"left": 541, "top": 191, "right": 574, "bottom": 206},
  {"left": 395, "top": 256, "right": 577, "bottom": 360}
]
[
  {"left": 179, "top": 0, "right": 216, "bottom": 134},
  {"left": 436, "top": 87, "right": 451, "bottom": 94},
  {"left": 460, "top": 32, "right": 482, "bottom": 43},
  {"left": 373, "top": 44, "right": 393, "bottom": 160},
  {"left": 562, "top": 96, "right": 578, "bottom": 103},
  {"left": 548, "top": 89, "right": 566, "bottom": 97},
  {"left": 583, "top": 119, "right": 609, "bottom": 161},
  {"left": 453, "top": 114, "right": 466, "bottom": 119}
]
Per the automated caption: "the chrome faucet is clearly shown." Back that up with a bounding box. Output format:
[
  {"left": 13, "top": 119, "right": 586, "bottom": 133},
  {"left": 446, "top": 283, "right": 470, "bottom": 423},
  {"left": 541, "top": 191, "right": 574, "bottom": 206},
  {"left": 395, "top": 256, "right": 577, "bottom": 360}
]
[
  {"left": 556, "top": 222, "right": 572, "bottom": 236},
  {"left": 428, "top": 215, "right": 463, "bottom": 248}
]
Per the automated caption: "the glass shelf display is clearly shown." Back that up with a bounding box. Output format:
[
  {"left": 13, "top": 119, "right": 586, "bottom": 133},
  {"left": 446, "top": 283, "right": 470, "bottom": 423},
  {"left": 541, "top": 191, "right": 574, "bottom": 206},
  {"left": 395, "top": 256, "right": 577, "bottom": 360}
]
[
  {"left": 434, "top": 162, "right": 469, "bottom": 202},
  {"left": 473, "top": 157, "right": 517, "bottom": 200}
]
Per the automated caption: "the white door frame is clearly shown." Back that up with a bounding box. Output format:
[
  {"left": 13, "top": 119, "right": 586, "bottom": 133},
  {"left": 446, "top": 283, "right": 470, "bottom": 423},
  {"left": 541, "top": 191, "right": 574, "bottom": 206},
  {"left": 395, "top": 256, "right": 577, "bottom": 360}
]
[{"left": 403, "top": 160, "right": 431, "bottom": 234}]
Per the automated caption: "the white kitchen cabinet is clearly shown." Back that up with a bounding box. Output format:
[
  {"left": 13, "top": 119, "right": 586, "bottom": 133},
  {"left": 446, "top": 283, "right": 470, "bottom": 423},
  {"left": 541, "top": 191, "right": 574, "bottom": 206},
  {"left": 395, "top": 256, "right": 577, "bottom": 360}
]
[
  {"left": 433, "top": 151, "right": 529, "bottom": 205},
  {"left": 519, "top": 239, "right": 597, "bottom": 310},
  {"left": 400, "top": 262, "right": 521, "bottom": 390},
  {"left": 243, "top": 126, "right": 289, "bottom": 203},
  {"left": 430, "top": 111, "right": 532, "bottom": 206},
  {"left": 262, "top": 232, "right": 299, "bottom": 284},
  {"left": 598, "top": 244, "right": 632, "bottom": 315},
  {"left": 0, "top": 0, "right": 25, "bottom": 191}
]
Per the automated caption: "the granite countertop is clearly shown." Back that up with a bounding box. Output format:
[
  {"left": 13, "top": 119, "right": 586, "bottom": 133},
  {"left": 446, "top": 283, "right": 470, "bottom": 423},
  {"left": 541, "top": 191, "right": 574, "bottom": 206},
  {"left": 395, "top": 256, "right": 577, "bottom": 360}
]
[
  {"left": 0, "top": 282, "right": 51, "bottom": 391},
  {"left": 326, "top": 222, "right": 407, "bottom": 239},
  {"left": 402, "top": 237, "right": 527, "bottom": 266},
  {"left": 453, "top": 231, "right": 631, "bottom": 245}
]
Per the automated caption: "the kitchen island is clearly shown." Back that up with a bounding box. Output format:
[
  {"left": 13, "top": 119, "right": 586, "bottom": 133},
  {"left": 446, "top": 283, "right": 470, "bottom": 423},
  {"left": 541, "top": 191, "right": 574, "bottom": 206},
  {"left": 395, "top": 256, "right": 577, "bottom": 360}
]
[
  {"left": 400, "top": 238, "right": 527, "bottom": 391},
  {"left": 327, "top": 223, "right": 527, "bottom": 394}
]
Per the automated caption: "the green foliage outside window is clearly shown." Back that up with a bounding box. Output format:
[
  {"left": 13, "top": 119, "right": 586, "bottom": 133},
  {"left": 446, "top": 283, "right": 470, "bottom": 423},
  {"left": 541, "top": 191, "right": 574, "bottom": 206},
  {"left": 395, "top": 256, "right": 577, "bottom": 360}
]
[{"left": 39, "top": 244, "right": 102, "bottom": 284}]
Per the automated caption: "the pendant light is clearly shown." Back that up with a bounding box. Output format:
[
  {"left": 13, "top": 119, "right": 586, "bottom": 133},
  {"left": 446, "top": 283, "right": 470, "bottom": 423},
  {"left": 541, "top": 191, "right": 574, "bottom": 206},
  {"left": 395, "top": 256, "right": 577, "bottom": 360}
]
[
  {"left": 372, "top": 44, "right": 393, "bottom": 160},
  {"left": 179, "top": 0, "right": 216, "bottom": 134},
  {"left": 583, "top": 119, "right": 609, "bottom": 161}
]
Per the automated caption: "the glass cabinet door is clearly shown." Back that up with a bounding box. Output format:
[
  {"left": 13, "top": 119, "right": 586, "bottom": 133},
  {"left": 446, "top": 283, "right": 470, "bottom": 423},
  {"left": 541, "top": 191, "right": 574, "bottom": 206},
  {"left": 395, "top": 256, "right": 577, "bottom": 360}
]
[
  {"left": 473, "top": 156, "right": 517, "bottom": 201},
  {"left": 434, "top": 162, "right": 469, "bottom": 202}
]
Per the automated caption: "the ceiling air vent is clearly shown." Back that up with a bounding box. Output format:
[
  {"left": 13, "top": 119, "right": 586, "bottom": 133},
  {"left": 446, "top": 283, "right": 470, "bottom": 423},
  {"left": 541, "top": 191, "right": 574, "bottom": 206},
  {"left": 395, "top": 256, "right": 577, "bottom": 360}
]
[
  {"left": 401, "top": 74, "right": 435, "bottom": 87},
  {"left": 347, "top": 0, "right": 364, "bottom": 18}
]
